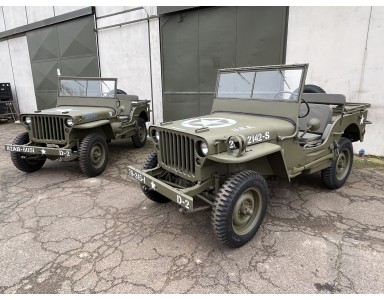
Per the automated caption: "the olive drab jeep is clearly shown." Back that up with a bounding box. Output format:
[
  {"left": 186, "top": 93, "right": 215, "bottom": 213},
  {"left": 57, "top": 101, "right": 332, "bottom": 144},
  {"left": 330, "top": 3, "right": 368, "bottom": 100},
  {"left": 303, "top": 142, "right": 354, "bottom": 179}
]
[
  {"left": 5, "top": 76, "right": 150, "bottom": 177},
  {"left": 128, "top": 64, "right": 371, "bottom": 248}
]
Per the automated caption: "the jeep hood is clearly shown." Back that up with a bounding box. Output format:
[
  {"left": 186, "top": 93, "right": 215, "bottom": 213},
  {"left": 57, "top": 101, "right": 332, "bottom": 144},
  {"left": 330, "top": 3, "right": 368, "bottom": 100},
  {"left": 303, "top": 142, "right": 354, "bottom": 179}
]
[
  {"left": 28, "top": 106, "right": 115, "bottom": 122},
  {"left": 157, "top": 113, "right": 296, "bottom": 142}
]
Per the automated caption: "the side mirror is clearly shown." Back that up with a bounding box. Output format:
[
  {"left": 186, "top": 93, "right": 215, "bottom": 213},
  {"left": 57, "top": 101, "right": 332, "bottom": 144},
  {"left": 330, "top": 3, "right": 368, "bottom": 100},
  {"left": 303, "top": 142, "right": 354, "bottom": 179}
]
[{"left": 307, "top": 118, "right": 321, "bottom": 132}]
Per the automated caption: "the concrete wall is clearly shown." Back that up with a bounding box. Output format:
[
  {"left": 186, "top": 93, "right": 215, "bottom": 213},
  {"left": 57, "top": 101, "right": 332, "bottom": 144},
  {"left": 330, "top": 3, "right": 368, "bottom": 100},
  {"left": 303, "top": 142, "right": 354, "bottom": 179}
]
[
  {"left": 95, "top": 6, "right": 162, "bottom": 125},
  {"left": 286, "top": 6, "right": 383, "bottom": 156}
]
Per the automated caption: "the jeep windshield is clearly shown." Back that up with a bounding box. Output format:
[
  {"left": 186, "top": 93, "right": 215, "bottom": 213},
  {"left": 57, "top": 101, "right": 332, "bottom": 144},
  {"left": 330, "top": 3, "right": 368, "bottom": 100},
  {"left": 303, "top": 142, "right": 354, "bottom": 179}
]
[
  {"left": 59, "top": 78, "right": 117, "bottom": 98},
  {"left": 216, "top": 66, "right": 304, "bottom": 101}
]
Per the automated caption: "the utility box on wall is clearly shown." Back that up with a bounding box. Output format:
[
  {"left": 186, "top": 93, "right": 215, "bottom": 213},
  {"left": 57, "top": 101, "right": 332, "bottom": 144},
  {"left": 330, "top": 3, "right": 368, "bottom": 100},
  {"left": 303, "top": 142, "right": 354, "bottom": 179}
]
[{"left": 0, "top": 83, "right": 13, "bottom": 101}]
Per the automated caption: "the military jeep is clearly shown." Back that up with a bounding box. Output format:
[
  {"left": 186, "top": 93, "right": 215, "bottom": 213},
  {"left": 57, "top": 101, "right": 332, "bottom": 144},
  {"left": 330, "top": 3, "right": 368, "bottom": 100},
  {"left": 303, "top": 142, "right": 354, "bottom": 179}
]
[
  {"left": 5, "top": 76, "right": 150, "bottom": 177},
  {"left": 128, "top": 64, "right": 371, "bottom": 248}
]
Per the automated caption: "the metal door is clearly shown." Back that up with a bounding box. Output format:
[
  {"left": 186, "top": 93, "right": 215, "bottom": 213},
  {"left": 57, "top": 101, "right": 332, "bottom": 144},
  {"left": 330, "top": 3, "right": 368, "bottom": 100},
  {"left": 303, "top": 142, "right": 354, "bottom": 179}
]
[
  {"left": 27, "top": 15, "right": 99, "bottom": 110},
  {"left": 160, "top": 7, "right": 288, "bottom": 121}
]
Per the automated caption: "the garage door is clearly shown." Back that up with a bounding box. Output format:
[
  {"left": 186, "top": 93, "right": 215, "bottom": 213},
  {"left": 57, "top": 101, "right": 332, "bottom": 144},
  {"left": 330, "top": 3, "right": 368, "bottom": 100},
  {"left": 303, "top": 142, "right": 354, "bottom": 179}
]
[
  {"left": 160, "top": 7, "right": 288, "bottom": 121},
  {"left": 27, "top": 15, "right": 99, "bottom": 110}
]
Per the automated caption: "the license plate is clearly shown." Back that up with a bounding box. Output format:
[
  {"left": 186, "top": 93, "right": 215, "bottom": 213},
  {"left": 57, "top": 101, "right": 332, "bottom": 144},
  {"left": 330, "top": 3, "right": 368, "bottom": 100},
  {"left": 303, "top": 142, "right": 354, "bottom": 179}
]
[
  {"left": 5, "top": 145, "right": 36, "bottom": 154},
  {"left": 128, "top": 168, "right": 146, "bottom": 184}
]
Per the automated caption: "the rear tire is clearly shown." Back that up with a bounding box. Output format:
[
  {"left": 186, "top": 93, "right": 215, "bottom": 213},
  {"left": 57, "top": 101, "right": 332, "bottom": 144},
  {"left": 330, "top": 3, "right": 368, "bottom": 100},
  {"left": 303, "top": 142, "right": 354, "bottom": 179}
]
[
  {"left": 141, "top": 152, "right": 170, "bottom": 203},
  {"left": 132, "top": 118, "right": 147, "bottom": 148},
  {"left": 212, "top": 171, "right": 268, "bottom": 248},
  {"left": 10, "top": 132, "right": 46, "bottom": 173},
  {"left": 79, "top": 133, "right": 108, "bottom": 177},
  {"left": 321, "top": 137, "right": 353, "bottom": 189},
  {"left": 303, "top": 84, "right": 326, "bottom": 94}
]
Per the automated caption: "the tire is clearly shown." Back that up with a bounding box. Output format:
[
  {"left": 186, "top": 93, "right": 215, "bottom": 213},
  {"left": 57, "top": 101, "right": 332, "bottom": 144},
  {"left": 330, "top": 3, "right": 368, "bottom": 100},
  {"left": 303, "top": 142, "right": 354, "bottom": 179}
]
[
  {"left": 303, "top": 84, "right": 326, "bottom": 94},
  {"left": 141, "top": 152, "right": 170, "bottom": 203},
  {"left": 132, "top": 118, "right": 147, "bottom": 148},
  {"left": 10, "top": 132, "right": 46, "bottom": 173},
  {"left": 211, "top": 170, "right": 268, "bottom": 248},
  {"left": 79, "top": 133, "right": 108, "bottom": 177},
  {"left": 116, "top": 89, "right": 127, "bottom": 95},
  {"left": 321, "top": 137, "right": 353, "bottom": 189}
]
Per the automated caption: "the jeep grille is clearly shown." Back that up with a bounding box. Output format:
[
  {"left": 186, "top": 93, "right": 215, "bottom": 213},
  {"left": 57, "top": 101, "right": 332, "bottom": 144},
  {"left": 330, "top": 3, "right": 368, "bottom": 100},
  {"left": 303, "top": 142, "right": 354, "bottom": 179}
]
[
  {"left": 159, "top": 131, "right": 196, "bottom": 177},
  {"left": 30, "top": 116, "right": 66, "bottom": 143}
]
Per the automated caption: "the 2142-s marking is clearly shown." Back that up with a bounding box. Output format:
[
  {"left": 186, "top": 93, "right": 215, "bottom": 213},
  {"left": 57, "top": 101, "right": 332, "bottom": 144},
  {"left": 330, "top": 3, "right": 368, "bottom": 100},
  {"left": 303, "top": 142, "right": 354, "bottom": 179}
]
[{"left": 247, "top": 132, "right": 270, "bottom": 144}]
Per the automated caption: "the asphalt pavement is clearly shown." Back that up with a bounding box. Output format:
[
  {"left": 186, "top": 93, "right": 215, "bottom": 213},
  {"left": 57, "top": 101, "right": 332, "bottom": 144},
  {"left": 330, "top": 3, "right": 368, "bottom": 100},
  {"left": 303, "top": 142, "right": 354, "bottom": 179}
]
[{"left": 1, "top": 122, "right": 384, "bottom": 293}]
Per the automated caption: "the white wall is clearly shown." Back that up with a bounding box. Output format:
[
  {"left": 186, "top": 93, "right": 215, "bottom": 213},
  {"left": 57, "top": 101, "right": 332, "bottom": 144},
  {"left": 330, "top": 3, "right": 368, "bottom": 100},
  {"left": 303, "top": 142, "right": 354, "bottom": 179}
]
[
  {"left": 8, "top": 36, "right": 37, "bottom": 113},
  {"left": 2, "top": 6, "right": 27, "bottom": 31},
  {"left": 96, "top": 6, "right": 163, "bottom": 125},
  {"left": 0, "top": 40, "right": 16, "bottom": 105},
  {"left": 0, "top": 6, "right": 88, "bottom": 33},
  {"left": 25, "top": 6, "right": 54, "bottom": 23},
  {"left": 0, "top": 7, "right": 6, "bottom": 32},
  {"left": 286, "top": 6, "right": 383, "bottom": 156}
]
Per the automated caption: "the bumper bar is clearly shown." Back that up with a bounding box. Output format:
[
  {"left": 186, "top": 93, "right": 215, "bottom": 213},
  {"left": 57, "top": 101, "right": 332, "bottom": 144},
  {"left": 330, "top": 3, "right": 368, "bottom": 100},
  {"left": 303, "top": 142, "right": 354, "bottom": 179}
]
[
  {"left": 128, "top": 166, "right": 195, "bottom": 211},
  {"left": 5, "top": 144, "right": 73, "bottom": 157}
]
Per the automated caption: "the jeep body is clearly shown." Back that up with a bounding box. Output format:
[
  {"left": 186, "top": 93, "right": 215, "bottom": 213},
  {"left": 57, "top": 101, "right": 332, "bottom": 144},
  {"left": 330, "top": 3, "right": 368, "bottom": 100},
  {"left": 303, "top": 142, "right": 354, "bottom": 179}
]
[
  {"left": 5, "top": 76, "right": 150, "bottom": 177},
  {"left": 128, "top": 64, "right": 370, "bottom": 247}
]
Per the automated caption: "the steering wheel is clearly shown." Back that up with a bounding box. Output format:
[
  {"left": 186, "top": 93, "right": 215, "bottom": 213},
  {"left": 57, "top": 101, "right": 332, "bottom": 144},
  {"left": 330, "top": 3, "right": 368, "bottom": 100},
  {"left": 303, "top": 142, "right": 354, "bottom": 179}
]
[
  {"left": 299, "top": 98, "right": 310, "bottom": 118},
  {"left": 273, "top": 91, "right": 297, "bottom": 100}
]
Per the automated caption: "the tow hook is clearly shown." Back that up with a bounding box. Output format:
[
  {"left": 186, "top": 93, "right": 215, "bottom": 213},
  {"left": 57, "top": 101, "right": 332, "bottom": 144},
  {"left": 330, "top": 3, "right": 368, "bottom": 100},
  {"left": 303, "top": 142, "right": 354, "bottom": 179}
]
[{"left": 178, "top": 206, "right": 187, "bottom": 214}]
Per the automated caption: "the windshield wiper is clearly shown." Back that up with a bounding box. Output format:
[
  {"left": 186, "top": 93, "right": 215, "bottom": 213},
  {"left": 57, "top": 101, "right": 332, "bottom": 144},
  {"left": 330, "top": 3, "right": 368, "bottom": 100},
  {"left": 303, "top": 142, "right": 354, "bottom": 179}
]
[
  {"left": 235, "top": 71, "right": 251, "bottom": 85},
  {"left": 278, "top": 69, "right": 291, "bottom": 90}
]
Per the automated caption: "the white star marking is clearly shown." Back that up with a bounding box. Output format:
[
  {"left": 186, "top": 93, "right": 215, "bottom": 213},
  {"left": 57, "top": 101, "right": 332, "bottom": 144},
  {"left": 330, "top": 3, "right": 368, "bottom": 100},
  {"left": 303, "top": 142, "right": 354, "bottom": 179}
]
[
  {"left": 41, "top": 149, "right": 46, "bottom": 155},
  {"left": 360, "top": 115, "right": 364, "bottom": 125},
  {"left": 45, "top": 108, "right": 78, "bottom": 112},
  {"left": 150, "top": 181, "right": 157, "bottom": 190},
  {"left": 181, "top": 117, "right": 237, "bottom": 128}
]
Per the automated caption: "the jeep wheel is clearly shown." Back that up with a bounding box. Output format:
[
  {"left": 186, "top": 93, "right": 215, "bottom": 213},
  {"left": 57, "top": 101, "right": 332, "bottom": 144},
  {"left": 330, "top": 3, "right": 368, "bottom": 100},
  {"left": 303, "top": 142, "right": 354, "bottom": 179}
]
[
  {"left": 132, "top": 118, "right": 147, "bottom": 148},
  {"left": 10, "top": 132, "right": 46, "bottom": 173},
  {"left": 141, "top": 152, "right": 170, "bottom": 203},
  {"left": 79, "top": 133, "right": 108, "bottom": 177},
  {"left": 212, "top": 170, "right": 268, "bottom": 248},
  {"left": 321, "top": 137, "right": 353, "bottom": 189}
]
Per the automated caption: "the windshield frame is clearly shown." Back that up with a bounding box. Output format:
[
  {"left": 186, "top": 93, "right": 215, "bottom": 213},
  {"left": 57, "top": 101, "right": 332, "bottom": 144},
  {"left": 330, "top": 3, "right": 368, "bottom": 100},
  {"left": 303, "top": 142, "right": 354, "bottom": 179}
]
[
  {"left": 214, "top": 64, "right": 308, "bottom": 102},
  {"left": 58, "top": 76, "right": 118, "bottom": 98}
]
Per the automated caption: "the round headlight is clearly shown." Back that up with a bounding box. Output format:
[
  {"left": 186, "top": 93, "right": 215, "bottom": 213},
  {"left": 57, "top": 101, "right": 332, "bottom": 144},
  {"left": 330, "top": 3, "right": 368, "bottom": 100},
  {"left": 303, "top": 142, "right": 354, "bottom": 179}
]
[
  {"left": 65, "top": 118, "right": 74, "bottom": 127},
  {"left": 197, "top": 141, "right": 208, "bottom": 157},
  {"left": 151, "top": 129, "right": 160, "bottom": 143},
  {"left": 24, "top": 116, "right": 32, "bottom": 125}
]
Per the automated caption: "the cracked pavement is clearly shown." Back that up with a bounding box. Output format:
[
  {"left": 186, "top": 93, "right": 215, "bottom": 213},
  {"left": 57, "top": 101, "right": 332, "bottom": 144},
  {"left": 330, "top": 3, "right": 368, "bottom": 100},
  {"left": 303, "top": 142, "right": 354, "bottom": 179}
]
[{"left": 1, "top": 122, "right": 384, "bottom": 293}]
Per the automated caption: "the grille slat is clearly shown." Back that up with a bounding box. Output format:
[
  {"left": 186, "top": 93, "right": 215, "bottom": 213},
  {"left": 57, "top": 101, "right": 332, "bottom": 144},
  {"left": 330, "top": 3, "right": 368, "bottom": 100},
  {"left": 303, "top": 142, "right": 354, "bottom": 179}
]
[
  {"left": 158, "top": 130, "right": 196, "bottom": 177},
  {"left": 30, "top": 116, "right": 66, "bottom": 143}
]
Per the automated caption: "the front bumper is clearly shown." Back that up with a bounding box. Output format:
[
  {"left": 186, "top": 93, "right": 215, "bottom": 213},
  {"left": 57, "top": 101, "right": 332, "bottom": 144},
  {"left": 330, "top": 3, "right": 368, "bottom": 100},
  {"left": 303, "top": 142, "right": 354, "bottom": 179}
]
[
  {"left": 5, "top": 144, "right": 73, "bottom": 157},
  {"left": 128, "top": 166, "right": 199, "bottom": 212}
]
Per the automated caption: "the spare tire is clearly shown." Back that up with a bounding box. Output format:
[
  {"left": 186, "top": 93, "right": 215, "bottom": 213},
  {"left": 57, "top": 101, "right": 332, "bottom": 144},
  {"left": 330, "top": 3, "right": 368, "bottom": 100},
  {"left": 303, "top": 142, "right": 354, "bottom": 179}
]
[
  {"left": 116, "top": 89, "right": 127, "bottom": 95},
  {"left": 303, "top": 84, "right": 326, "bottom": 93}
]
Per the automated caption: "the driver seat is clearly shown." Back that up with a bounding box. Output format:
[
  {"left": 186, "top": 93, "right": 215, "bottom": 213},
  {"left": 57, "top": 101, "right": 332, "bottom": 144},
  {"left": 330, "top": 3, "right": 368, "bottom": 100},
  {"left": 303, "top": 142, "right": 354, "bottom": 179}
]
[{"left": 298, "top": 104, "right": 333, "bottom": 144}]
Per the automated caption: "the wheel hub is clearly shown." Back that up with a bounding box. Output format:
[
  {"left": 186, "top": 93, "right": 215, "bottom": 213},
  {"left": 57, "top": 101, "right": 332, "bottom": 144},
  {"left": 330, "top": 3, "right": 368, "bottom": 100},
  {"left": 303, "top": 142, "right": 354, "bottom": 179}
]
[
  {"left": 336, "top": 150, "right": 350, "bottom": 180},
  {"left": 232, "top": 188, "right": 262, "bottom": 235},
  {"left": 90, "top": 143, "right": 104, "bottom": 166}
]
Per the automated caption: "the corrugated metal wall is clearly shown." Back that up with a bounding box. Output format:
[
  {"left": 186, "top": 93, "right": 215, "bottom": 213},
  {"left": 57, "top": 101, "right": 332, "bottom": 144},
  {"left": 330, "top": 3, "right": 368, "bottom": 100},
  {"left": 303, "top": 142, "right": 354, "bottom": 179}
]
[
  {"left": 160, "top": 7, "right": 288, "bottom": 121},
  {"left": 26, "top": 15, "right": 99, "bottom": 109}
]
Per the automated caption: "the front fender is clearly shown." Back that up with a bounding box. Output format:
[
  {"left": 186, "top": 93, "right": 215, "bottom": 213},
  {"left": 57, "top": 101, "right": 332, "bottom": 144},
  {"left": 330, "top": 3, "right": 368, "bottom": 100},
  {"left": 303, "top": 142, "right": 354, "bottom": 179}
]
[{"left": 208, "top": 142, "right": 290, "bottom": 180}]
